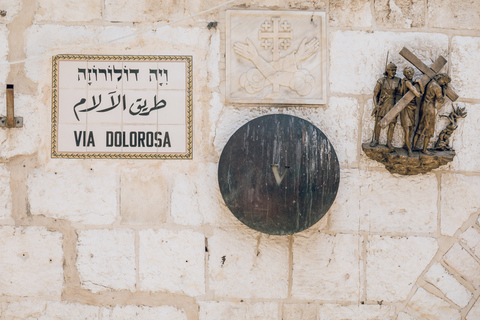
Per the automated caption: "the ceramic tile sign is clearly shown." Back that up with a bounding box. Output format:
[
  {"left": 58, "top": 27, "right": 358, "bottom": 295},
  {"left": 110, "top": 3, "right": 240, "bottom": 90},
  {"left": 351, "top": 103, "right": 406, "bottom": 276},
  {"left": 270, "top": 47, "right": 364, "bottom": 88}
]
[
  {"left": 226, "top": 10, "right": 327, "bottom": 105},
  {"left": 52, "top": 55, "right": 193, "bottom": 159}
]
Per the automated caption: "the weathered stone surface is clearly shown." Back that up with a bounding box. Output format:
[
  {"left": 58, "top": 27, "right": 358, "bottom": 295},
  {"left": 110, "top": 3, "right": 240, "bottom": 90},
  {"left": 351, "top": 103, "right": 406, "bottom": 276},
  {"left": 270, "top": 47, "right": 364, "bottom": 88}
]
[
  {"left": 467, "top": 297, "right": 480, "bottom": 320},
  {"left": 283, "top": 303, "right": 317, "bottom": 320},
  {"left": 367, "top": 236, "right": 438, "bottom": 302},
  {"left": 120, "top": 167, "right": 168, "bottom": 225},
  {"left": 460, "top": 227, "right": 480, "bottom": 260},
  {"left": 215, "top": 97, "right": 359, "bottom": 168},
  {"left": 444, "top": 243, "right": 480, "bottom": 289},
  {"left": 407, "top": 288, "right": 461, "bottom": 320},
  {"left": 358, "top": 171, "right": 437, "bottom": 234},
  {"left": 199, "top": 301, "right": 278, "bottom": 320},
  {"left": 0, "top": 164, "right": 11, "bottom": 221},
  {"left": 397, "top": 312, "right": 416, "bottom": 320},
  {"left": 170, "top": 163, "right": 238, "bottom": 226},
  {"left": 0, "top": 25, "right": 9, "bottom": 93},
  {"left": 424, "top": 263, "right": 472, "bottom": 308},
  {"left": 450, "top": 103, "right": 480, "bottom": 171},
  {"left": 292, "top": 233, "right": 361, "bottom": 300},
  {"left": 451, "top": 37, "right": 480, "bottom": 100},
  {"left": 330, "top": 31, "right": 448, "bottom": 95},
  {"left": 0, "top": 94, "right": 41, "bottom": 158},
  {"left": 428, "top": 0, "right": 480, "bottom": 30},
  {"left": 104, "top": 0, "right": 185, "bottom": 22},
  {"left": 0, "top": 0, "right": 22, "bottom": 24},
  {"left": 35, "top": 0, "right": 102, "bottom": 22},
  {"left": 440, "top": 174, "right": 480, "bottom": 236},
  {"left": 4, "top": 300, "right": 100, "bottom": 320},
  {"left": 328, "top": 169, "right": 361, "bottom": 232},
  {"left": 317, "top": 304, "right": 395, "bottom": 319},
  {"left": 329, "top": 0, "right": 372, "bottom": 27},
  {"left": 139, "top": 229, "right": 205, "bottom": 296},
  {"left": 285, "top": 0, "right": 326, "bottom": 9},
  {"left": 208, "top": 228, "right": 288, "bottom": 299},
  {"left": 362, "top": 144, "right": 454, "bottom": 175},
  {"left": 27, "top": 163, "right": 118, "bottom": 225},
  {"left": 103, "top": 305, "right": 186, "bottom": 320},
  {"left": 77, "top": 229, "right": 136, "bottom": 293},
  {"left": 375, "top": 0, "right": 425, "bottom": 28},
  {"left": 0, "top": 226, "right": 63, "bottom": 297}
]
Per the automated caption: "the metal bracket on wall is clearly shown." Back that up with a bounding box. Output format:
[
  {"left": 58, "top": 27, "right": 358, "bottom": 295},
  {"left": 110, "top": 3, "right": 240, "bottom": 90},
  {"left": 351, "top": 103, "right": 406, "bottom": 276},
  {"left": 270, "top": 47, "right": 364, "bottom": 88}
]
[{"left": 0, "top": 84, "right": 23, "bottom": 128}]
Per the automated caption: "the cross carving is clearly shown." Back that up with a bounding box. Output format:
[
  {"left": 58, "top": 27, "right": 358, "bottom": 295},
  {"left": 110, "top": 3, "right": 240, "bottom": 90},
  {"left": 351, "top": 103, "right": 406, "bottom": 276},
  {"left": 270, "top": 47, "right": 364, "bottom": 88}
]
[
  {"left": 379, "top": 47, "right": 459, "bottom": 128},
  {"left": 258, "top": 17, "right": 293, "bottom": 62}
]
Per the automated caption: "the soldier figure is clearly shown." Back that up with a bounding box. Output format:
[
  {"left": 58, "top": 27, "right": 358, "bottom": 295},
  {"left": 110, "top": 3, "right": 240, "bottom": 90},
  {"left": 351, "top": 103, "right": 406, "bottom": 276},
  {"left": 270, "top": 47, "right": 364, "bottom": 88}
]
[
  {"left": 413, "top": 73, "right": 451, "bottom": 154},
  {"left": 370, "top": 62, "right": 402, "bottom": 149},
  {"left": 400, "top": 66, "right": 422, "bottom": 157}
]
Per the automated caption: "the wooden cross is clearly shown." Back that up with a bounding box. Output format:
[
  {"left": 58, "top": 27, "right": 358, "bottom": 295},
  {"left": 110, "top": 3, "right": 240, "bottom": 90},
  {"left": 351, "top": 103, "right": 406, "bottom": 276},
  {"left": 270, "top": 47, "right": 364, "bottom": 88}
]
[
  {"left": 258, "top": 17, "right": 293, "bottom": 62},
  {"left": 379, "top": 47, "right": 459, "bottom": 128}
]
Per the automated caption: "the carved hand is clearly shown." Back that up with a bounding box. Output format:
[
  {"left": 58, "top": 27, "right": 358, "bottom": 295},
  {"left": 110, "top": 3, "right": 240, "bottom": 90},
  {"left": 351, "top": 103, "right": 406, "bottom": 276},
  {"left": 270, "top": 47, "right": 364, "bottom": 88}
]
[
  {"left": 234, "top": 38, "right": 259, "bottom": 61},
  {"left": 295, "top": 37, "right": 320, "bottom": 62}
]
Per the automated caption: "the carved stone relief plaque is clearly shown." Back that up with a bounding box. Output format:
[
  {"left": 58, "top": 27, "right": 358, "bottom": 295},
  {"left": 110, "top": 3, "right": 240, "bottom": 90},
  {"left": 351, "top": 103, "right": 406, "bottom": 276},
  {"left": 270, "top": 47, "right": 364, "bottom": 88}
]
[{"left": 226, "top": 10, "right": 327, "bottom": 104}]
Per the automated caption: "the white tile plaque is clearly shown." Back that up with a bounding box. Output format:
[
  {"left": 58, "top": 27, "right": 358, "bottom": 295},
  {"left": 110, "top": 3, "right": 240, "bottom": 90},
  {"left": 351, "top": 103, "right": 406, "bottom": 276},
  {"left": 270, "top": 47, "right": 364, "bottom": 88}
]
[
  {"left": 226, "top": 10, "right": 327, "bottom": 105},
  {"left": 52, "top": 55, "right": 193, "bottom": 159}
]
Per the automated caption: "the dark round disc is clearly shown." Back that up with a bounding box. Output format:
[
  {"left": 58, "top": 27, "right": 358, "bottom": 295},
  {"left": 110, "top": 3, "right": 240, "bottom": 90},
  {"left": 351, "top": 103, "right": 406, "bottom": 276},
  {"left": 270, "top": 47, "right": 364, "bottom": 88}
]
[{"left": 218, "top": 114, "right": 340, "bottom": 235}]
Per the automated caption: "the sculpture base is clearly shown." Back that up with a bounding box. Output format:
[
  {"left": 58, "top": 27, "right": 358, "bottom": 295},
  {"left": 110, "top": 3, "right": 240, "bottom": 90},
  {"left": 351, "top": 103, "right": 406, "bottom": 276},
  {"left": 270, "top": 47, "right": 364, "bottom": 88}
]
[{"left": 362, "top": 143, "right": 455, "bottom": 175}]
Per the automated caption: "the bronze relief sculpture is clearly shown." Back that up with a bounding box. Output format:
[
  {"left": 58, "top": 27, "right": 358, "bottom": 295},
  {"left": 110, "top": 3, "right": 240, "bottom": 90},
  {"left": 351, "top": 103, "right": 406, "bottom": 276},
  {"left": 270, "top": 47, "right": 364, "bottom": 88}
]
[{"left": 362, "top": 47, "right": 465, "bottom": 175}]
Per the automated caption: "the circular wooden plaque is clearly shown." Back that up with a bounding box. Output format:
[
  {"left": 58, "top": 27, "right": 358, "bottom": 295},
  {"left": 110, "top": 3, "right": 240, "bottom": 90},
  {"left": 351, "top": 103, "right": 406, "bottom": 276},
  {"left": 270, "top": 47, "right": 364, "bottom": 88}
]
[{"left": 218, "top": 114, "right": 340, "bottom": 235}]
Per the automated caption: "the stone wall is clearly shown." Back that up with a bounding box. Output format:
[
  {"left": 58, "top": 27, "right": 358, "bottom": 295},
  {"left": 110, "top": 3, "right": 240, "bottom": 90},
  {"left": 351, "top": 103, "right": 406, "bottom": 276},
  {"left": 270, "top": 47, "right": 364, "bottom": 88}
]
[{"left": 1, "top": 0, "right": 480, "bottom": 319}]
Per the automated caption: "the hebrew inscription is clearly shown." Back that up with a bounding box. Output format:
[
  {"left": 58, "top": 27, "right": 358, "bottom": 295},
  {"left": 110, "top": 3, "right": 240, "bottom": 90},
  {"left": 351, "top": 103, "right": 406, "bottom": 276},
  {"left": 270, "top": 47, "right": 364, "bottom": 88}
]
[{"left": 226, "top": 10, "right": 327, "bottom": 104}]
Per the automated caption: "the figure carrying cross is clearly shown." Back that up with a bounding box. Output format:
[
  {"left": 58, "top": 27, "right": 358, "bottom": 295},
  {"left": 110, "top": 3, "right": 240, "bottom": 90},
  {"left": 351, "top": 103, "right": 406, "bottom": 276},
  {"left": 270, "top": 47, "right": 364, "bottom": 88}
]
[{"left": 370, "top": 47, "right": 458, "bottom": 156}]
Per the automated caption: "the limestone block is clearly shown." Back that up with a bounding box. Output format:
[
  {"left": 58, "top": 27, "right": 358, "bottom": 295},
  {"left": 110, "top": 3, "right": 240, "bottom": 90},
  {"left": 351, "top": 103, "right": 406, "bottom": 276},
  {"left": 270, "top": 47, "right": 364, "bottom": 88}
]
[
  {"left": 443, "top": 243, "right": 480, "bottom": 289},
  {"left": 450, "top": 103, "right": 480, "bottom": 171},
  {"left": 215, "top": 98, "right": 360, "bottom": 168},
  {"left": 199, "top": 301, "right": 278, "bottom": 320},
  {"left": 292, "top": 233, "right": 361, "bottom": 300},
  {"left": 0, "top": 226, "right": 63, "bottom": 297},
  {"left": 120, "top": 167, "right": 168, "bottom": 225},
  {"left": 467, "top": 297, "right": 480, "bottom": 320},
  {"left": 27, "top": 163, "right": 118, "bottom": 225},
  {"left": 397, "top": 312, "right": 416, "bottom": 320},
  {"left": 0, "top": 164, "right": 11, "bottom": 221},
  {"left": 104, "top": 0, "right": 185, "bottom": 22},
  {"left": 171, "top": 163, "right": 239, "bottom": 226},
  {"left": 0, "top": 25, "right": 9, "bottom": 91},
  {"left": 283, "top": 303, "right": 317, "bottom": 320},
  {"left": 4, "top": 300, "right": 100, "bottom": 320},
  {"left": 317, "top": 304, "right": 395, "bottom": 319},
  {"left": 440, "top": 174, "right": 480, "bottom": 236},
  {"left": 0, "top": 94, "right": 42, "bottom": 158},
  {"left": 0, "top": 0, "right": 22, "bottom": 24},
  {"left": 36, "top": 0, "right": 102, "bottom": 22},
  {"left": 451, "top": 37, "right": 480, "bottom": 100},
  {"left": 407, "top": 288, "right": 461, "bottom": 320},
  {"left": 103, "top": 305, "right": 186, "bottom": 320},
  {"left": 139, "top": 229, "right": 205, "bottom": 296},
  {"left": 460, "top": 227, "right": 480, "bottom": 260},
  {"left": 328, "top": 169, "right": 361, "bottom": 232},
  {"left": 329, "top": 0, "right": 372, "bottom": 28},
  {"left": 375, "top": 0, "right": 425, "bottom": 28},
  {"left": 208, "top": 228, "right": 289, "bottom": 299},
  {"left": 428, "top": 0, "right": 480, "bottom": 30},
  {"left": 284, "top": 0, "right": 327, "bottom": 9},
  {"left": 77, "top": 229, "right": 135, "bottom": 293},
  {"left": 366, "top": 236, "right": 438, "bottom": 302},
  {"left": 330, "top": 31, "right": 448, "bottom": 95},
  {"left": 358, "top": 171, "right": 437, "bottom": 234},
  {"left": 424, "top": 263, "right": 472, "bottom": 308}
]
